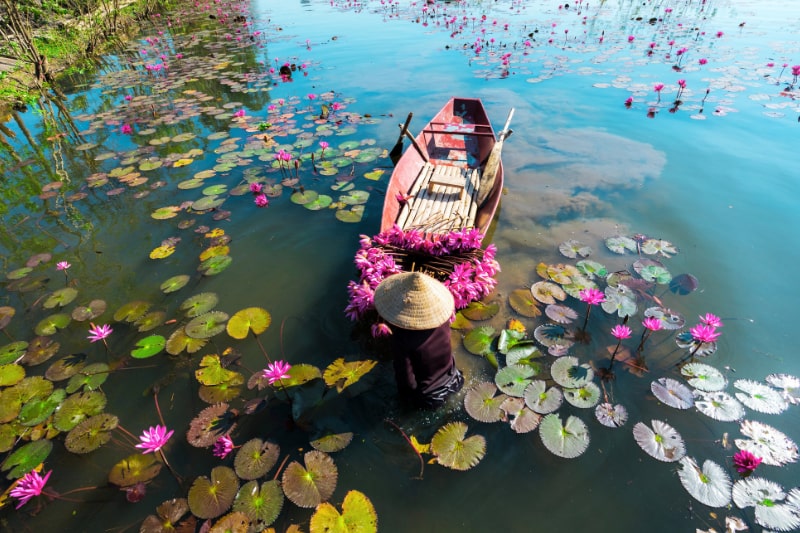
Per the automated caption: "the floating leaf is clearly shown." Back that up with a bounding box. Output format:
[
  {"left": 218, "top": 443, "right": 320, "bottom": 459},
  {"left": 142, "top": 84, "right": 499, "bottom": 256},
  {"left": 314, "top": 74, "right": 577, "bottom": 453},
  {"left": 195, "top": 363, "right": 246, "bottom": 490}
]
[
  {"left": 186, "top": 311, "right": 229, "bottom": 339},
  {"left": 732, "top": 478, "right": 800, "bottom": 531},
  {"left": 600, "top": 288, "right": 637, "bottom": 318},
  {"left": 187, "top": 403, "right": 235, "bottom": 448},
  {"left": 196, "top": 355, "right": 241, "bottom": 386},
  {"left": 735, "top": 420, "right": 798, "bottom": 467},
  {"left": 114, "top": 300, "right": 151, "bottom": 323},
  {"left": 463, "top": 326, "right": 496, "bottom": 356},
  {"left": 430, "top": 421, "right": 486, "bottom": 471},
  {"left": 131, "top": 335, "right": 166, "bottom": 359},
  {"left": 693, "top": 391, "right": 745, "bottom": 422},
  {"left": 0, "top": 306, "right": 16, "bottom": 330},
  {"left": 563, "top": 382, "right": 601, "bottom": 409},
  {"left": 151, "top": 206, "right": 181, "bottom": 220},
  {"left": 19, "top": 388, "right": 66, "bottom": 426},
  {"left": 0, "top": 341, "right": 28, "bottom": 365},
  {"left": 594, "top": 403, "right": 628, "bottom": 428},
  {"left": 53, "top": 390, "right": 106, "bottom": 431},
  {"left": 322, "top": 358, "right": 378, "bottom": 394},
  {"left": 71, "top": 299, "right": 107, "bottom": 321},
  {"left": 2, "top": 440, "right": 53, "bottom": 479},
  {"left": 733, "top": 379, "right": 789, "bottom": 414},
  {"left": 576, "top": 260, "right": 607, "bottom": 279},
  {"left": 278, "top": 364, "right": 322, "bottom": 388},
  {"left": 605, "top": 236, "right": 637, "bottom": 254},
  {"left": 0, "top": 363, "right": 25, "bottom": 387},
  {"left": 188, "top": 466, "right": 240, "bottom": 520},
  {"left": 681, "top": 362, "right": 727, "bottom": 392},
  {"left": 644, "top": 306, "right": 685, "bottom": 330},
  {"left": 233, "top": 480, "right": 284, "bottom": 529},
  {"left": 651, "top": 377, "right": 694, "bottom": 410},
  {"left": 523, "top": 380, "right": 562, "bottom": 414},
  {"left": 64, "top": 413, "right": 119, "bottom": 454},
  {"left": 632, "top": 420, "right": 685, "bottom": 463},
  {"left": 310, "top": 489, "right": 378, "bottom": 533},
  {"left": 109, "top": 453, "right": 163, "bottom": 487},
  {"left": 641, "top": 239, "right": 678, "bottom": 258},
  {"left": 495, "top": 364, "right": 537, "bottom": 397},
  {"left": 310, "top": 428, "right": 354, "bottom": 454},
  {"left": 530, "top": 281, "right": 566, "bottom": 305},
  {"left": 21, "top": 336, "right": 60, "bottom": 366},
  {"left": 335, "top": 205, "right": 365, "bottom": 223},
  {"left": 499, "top": 397, "right": 542, "bottom": 434},
  {"left": 669, "top": 273, "right": 699, "bottom": 295},
  {"left": 181, "top": 292, "right": 219, "bottom": 318},
  {"left": 160, "top": 275, "right": 190, "bottom": 294},
  {"left": 282, "top": 450, "right": 338, "bottom": 508},
  {"left": 226, "top": 307, "right": 271, "bottom": 339},
  {"left": 550, "top": 356, "right": 593, "bottom": 388},
  {"left": 166, "top": 326, "right": 207, "bottom": 355},
  {"left": 66, "top": 362, "right": 110, "bottom": 393},
  {"left": 234, "top": 439, "right": 280, "bottom": 480},
  {"left": 765, "top": 373, "right": 800, "bottom": 405},
  {"left": 539, "top": 413, "right": 590, "bottom": 459},
  {"left": 199, "top": 255, "right": 233, "bottom": 276},
  {"left": 559, "top": 239, "right": 592, "bottom": 258},
  {"left": 43, "top": 287, "right": 78, "bottom": 309},
  {"left": 533, "top": 323, "right": 573, "bottom": 350},
  {"left": 462, "top": 382, "right": 505, "bottom": 423},
  {"left": 508, "top": 288, "right": 542, "bottom": 318},
  {"left": 460, "top": 299, "right": 500, "bottom": 321},
  {"left": 677, "top": 456, "right": 732, "bottom": 508},
  {"left": 34, "top": 313, "right": 71, "bottom": 336},
  {"left": 545, "top": 304, "right": 577, "bottom": 324}
]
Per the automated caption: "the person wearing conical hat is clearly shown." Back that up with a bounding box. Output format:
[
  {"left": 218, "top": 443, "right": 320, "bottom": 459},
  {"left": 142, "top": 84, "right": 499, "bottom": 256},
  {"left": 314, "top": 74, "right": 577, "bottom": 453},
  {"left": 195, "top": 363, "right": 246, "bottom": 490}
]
[{"left": 373, "top": 271, "right": 464, "bottom": 408}]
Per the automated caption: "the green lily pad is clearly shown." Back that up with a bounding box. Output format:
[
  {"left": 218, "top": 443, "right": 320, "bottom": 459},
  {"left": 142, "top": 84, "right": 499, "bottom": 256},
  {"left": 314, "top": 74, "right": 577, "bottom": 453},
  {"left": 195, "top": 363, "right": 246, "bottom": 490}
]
[
  {"left": 464, "top": 382, "right": 507, "bottom": 423},
  {"left": 290, "top": 190, "right": 319, "bottom": 205},
  {"left": 7, "top": 267, "right": 32, "bottom": 280},
  {"left": 495, "top": 364, "right": 538, "bottom": 397},
  {"left": 430, "top": 421, "right": 486, "bottom": 471},
  {"left": 563, "top": 382, "right": 602, "bottom": 409},
  {"left": 34, "top": 313, "right": 71, "bottom": 336},
  {"left": 140, "top": 498, "right": 194, "bottom": 533},
  {"left": 634, "top": 258, "right": 672, "bottom": 284},
  {"left": 605, "top": 236, "right": 638, "bottom": 254},
  {"left": 2, "top": 439, "right": 53, "bottom": 479},
  {"left": 282, "top": 450, "right": 338, "bottom": 509},
  {"left": 203, "top": 184, "right": 228, "bottom": 196},
  {"left": 0, "top": 424, "right": 17, "bottom": 453},
  {"left": 181, "top": 292, "right": 219, "bottom": 318},
  {"left": 109, "top": 453, "right": 163, "bottom": 488},
  {"left": 66, "top": 362, "right": 110, "bottom": 393},
  {"left": 178, "top": 178, "right": 205, "bottom": 190},
  {"left": 304, "top": 194, "right": 333, "bottom": 211},
  {"left": 524, "top": 380, "right": 564, "bottom": 415},
  {"left": 160, "top": 275, "right": 191, "bottom": 294},
  {"left": 151, "top": 206, "right": 181, "bottom": 220},
  {"left": 234, "top": 438, "right": 280, "bottom": 480},
  {"left": 53, "top": 390, "right": 107, "bottom": 431},
  {"left": 43, "top": 287, "right": 78, "bottom": 309},
  {"left": 330, "top": 180, "right": 354, "bottom": 192},
  {"left": 113, "top": 300, "right": 151, "bottom": 323},
  {"left": 322, "top": 358, "right": 378, "bottom": 394},
  {"left": 198, "top": 383, "right": 242, "bottom": 404},
  {"left": 279, "top": 364, "right": 322, "bottom": 388},
  {"left": 539, "top": 413, "right": 591, "bottom": 459},
  {"left": 21, "top": 336, "right": 60, "bottom": 366},
  {"left": 131, "top": 335, "right": 166, "bottom": 359},
  {"left": 550, "top": 356, "right": 594, "bottom": 388},
  {"left": 461, "top": 299, "right": 500, "bottom": 321},
  {"left": 510, "top": 288, "right": 545, "bottom": 317},
  {"left": 335, "top": 205, "right": 365, "bottom": 223},
  {"left": 339, "top": 190, "right": 369, "bottom": 205},
  {"left": 188, "top": 466, "right": 240, "bottom": 520},
  {"left": 187, "top": 403, "right": 235, "bottom": 448},
  {"left": 0, "top": 306, "right": 16, "bottom": 330},
  {"left": 7, "top": 276, "right": 49, "bottom": 293},
  {"left": 192, "top": 195, "right": 226, "bottom": 211},
  {"left": 0, "top": 363, "right": 25, "bottom": 387},
  {"left": 576, "top": 260, "right": 608, "bottom": 279},
  {"left": 226, "top": 307, "right": 271, "bottom": 339},
  {"left": 533, "top": 323, "right": 574, "bottom": 349},
  {"left": 45, "top": 354, "right": 86, "bottom": 382},
  {"left": 166, "top": 327, "right": 207, "bottom": 355},
  {"left": 195, "top": 355, "right": 241, "bottom": 387},
  {"left": 0, "top": 388, "right": 21, "bottom": 423},
  {"left": 19, "top": 388, "right": 66, "bottom": 426},
  {"left": 64, "top": 413, "right": 119, "bottom": 454},
  {"left": 71, "top": 299, "right": 107, "bottom": 321},
  {"left": 0, "top": 341, "right": 28, "bottom": 365},
  {"left": 186, "top": 311, "right": 229, "bottom": 339},
  {"left": 310, "top": 427, "right": 354, "bottom": 454},
  {"left": 463, "top": 326, "right": 496, "bottom": 356},
  {"left": 232, "top": 480, "right": 284, "bottom": 530},
  {"left": 310, "top": 490, "right": 378, "bottom": 533},
  {"left": 363, "top": 169, "right": 384, "bottom": 181},
  {"left": 198, "top": 255, "right": 232, "bottom": 276}
]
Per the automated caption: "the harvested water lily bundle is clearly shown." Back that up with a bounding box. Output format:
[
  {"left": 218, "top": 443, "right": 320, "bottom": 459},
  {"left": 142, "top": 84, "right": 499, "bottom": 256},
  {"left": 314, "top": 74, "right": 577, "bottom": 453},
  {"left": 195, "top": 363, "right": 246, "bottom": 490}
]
[
  {"left": 765, "top": 373, "right": 800, "bottom": 405},
  {"left": 693, "top": 390, "right": 745, "bottom": 422},
  {"left": 732, "top": 477, "right": 800, "bottom": 531},
  {"left": 651, "top": 377, "right": 694, "bottom": 410},
  {"left": 632, "top": 420, "right": 686, "bottom": 463},
  {"left": 735, "top": 420, "right": 798, "bottom": 467},
  {"left": 733, "top": 379, "right": 789, "bottom": 415},
  {"left": 677, "top": 456, "right": 732, "bottom": 508},
  {"left": 680, "top": 362, "right": 727, "bottom": 392},
  {"left": 539, "top": 413, "right": 590, "bottom": 459},
  {"left": 595, "top": 403, "right": 628, "bottom": 428}
]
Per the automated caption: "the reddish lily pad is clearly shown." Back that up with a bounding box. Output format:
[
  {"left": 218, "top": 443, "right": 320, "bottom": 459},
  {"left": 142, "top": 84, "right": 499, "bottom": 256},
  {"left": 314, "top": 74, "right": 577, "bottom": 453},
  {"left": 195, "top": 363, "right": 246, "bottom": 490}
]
[
  {"left": 188, "top": 466, "right": 240, "bottom": 519},
  {"left": 64, "top": 413, "right": 119, "bottom": 454}
]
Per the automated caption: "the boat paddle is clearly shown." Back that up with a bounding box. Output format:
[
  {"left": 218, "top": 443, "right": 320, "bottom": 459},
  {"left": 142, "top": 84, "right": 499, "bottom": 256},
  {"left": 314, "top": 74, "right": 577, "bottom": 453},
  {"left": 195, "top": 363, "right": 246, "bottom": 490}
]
[
  {"left": 476, "top": 108, "right": 514, "bottom": 207},
  {"left": 390, "top": 112, "right": 413, "bottom": 165}
]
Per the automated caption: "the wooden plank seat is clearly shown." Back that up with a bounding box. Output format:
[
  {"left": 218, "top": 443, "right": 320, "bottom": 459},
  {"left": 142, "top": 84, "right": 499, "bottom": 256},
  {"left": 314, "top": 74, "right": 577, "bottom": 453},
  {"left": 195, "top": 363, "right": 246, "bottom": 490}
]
[{"left": 396, "top": 162, "right": 481, "bottom": 235}]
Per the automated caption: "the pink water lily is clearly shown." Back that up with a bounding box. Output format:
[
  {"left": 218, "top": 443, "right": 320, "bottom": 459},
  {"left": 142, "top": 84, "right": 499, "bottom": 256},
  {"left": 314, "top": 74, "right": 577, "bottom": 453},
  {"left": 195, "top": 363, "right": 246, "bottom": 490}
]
[
  {"left": 10, "top": 469, "right": 52, "bottom": 509},
  {"left": 254, "top": 194, "right": 268, "bottom": 207},
  {"left": 56, "top": 261, "right": 71, "bottom": 271},
  {"left": 87, "top": 323, "right": 113, "bottom": 343},
  {"left": 733, "top": 449, "right": 761, "bottom": 476},
  {"left": 263, "top": 360, "right": 292, "bottom": 384},
  {"left": 611, "top": 324, "right": 632, "bottom": 339},
  {"left": 690, "top": 323, "right": 721, "bottom": 344},
  {"left": 699, "top": 313, "right": 723, "bottom": 328},
  {"left": 249, "top": 182, "right": 263, "bottom": 194},
  {"left": 135, "top": 425, "right": 174, "bottom": 454},
  {"left": 212, "top": 435, "right": 235, "bottom": 459}
]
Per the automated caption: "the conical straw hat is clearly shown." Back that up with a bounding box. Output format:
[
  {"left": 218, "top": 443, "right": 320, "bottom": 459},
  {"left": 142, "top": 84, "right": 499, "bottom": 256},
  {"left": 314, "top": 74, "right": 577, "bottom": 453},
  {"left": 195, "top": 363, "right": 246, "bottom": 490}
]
[{"left": 373, "top": 272, "right": 455, "bottom": 330}]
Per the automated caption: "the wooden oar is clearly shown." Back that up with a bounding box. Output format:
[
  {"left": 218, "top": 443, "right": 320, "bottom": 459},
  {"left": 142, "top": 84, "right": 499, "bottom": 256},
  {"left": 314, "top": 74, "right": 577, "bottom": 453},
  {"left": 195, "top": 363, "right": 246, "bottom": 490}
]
[
  {"left": 390, "top": 112, "right": 413, "bottom": 165},
  {"left": 399, "top": 123, "right": 429, "bottom": 163},
  {"left": 475, "top": 108, "right": 514, "bottom": 207}
]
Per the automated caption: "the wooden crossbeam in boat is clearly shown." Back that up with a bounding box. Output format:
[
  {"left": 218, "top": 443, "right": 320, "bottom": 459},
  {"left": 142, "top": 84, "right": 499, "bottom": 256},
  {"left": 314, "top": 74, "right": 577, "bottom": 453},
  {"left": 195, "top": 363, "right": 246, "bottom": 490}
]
[{"left": 396, "top": 162, "right": 479, "bottom": 235}]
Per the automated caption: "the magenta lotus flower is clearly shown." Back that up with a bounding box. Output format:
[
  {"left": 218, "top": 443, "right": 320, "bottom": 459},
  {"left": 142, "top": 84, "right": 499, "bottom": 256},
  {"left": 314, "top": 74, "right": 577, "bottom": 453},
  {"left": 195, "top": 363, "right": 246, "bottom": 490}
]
[
  {"left": 249, "top": 182, "right": 263, "bottom": 194},
  {"left": 733, "top": 449, "right": 761, "bottom": 475},
  {"left": 120, "top": 124, "right": 133, "bottom": 135},
  {"left": 233, "top": 109, "right": 246, "bottom": 118},
  {"left": 627, "top": 35, "right": 635, "bottom": 43},
  {"left": 611, "top": 324, "right": 632, "bottom": 339},
  {"left": 10, "top": 469, "right": 51, "bottom": 509},
  {"left": 254, "top": 194, "right": 268, "bottom": 207},
  {"left": 699, "top": 58, "right": 708, "bottom": 65},
  {"left": 371, "top": 322, "right": 392, "bottom": 338},
  {"left": 262, "top": 360, "right": 292, "bottom": 384},
  {"left": 579, "top": 288, "right": 605, "bottom": 305},
  {"left": 212, "top": 435, "right": 235, "bottom": 459},
  {"left": 135, "top": 425, "right": 174, "bottom": 454},
  {"left": 637, "top": 316, "right": 663, "bottom": 352},
  {"left": 699, "top": 313, "right": 723, "bottom": 328},
  {"left": 624, "top": 96, "right": 633, "bottom": 107},
  {"left": 319, "top": 141, "right": 329, "bottom": 150},
  {"left": 677, "top": 79, "right": 686, "bottom": 89},
  {"left": 56, "top": 261, "right": 71, "bottom": 271},
  {"left": 87, "top": 323, "right": 113, "bottom": 343},
  {"left": 690, "top": 323, "right": 721, "bottom": 344},
  {"left": 124, "top": 94, "right": 133, "bottom": 101}
]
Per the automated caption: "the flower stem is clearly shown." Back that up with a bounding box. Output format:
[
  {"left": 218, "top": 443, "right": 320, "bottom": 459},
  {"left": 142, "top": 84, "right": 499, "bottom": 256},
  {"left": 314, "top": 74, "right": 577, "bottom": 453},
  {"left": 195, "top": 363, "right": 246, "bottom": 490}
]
[
  {"left": 252, "top": 331, "right": 273, "bottom": 364},
  {"left": 581, "top": 304, "right": 592, "bottom": 331},
  {"left": 607, "top": 339, "right": 623, "bottom": 368},
  {"left": 159, "top": 449, "right": 183, "bottom": 484}
]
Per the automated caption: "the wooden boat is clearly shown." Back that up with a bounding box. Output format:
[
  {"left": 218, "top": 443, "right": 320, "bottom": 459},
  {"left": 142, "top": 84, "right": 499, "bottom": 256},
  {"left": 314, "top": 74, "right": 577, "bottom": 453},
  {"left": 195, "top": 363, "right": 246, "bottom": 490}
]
[{"left": 381, "top": 97, "right": 511, "bottom": 238}]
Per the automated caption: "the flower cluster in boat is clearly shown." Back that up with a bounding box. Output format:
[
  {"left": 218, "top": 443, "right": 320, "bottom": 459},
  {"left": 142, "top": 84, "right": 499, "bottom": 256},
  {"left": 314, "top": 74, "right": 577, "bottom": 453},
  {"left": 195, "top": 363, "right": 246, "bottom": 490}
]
[{"left": 345, "top": 225, "right": 500, "bottom": 336}]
